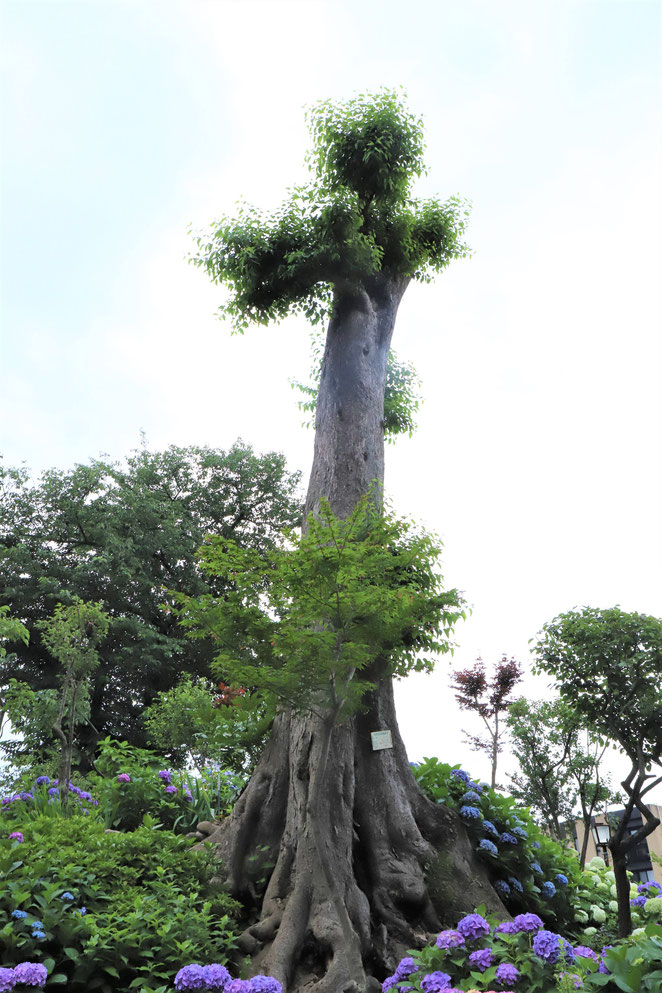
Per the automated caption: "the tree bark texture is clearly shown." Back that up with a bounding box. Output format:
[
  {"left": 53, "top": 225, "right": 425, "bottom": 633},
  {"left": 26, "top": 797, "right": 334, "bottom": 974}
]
[{"left": 204, "top": 277, "right": 505, "bottom": 991}]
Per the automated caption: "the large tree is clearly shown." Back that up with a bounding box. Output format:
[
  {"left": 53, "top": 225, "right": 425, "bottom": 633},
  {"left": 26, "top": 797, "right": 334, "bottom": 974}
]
[
  {"left": 533, "top": 606, "right": 662, "bottom": 935},
  {"left": 0, "top": 442, "right": 301, "bottom": 764},
  {"left": 191, "top": 91, "right": 503, "bottom": 992}
]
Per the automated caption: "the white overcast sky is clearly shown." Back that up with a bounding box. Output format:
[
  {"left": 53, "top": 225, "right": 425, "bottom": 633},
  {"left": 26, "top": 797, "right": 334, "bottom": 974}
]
[{"left": 1, "top": 0, "right": 661, "bottom": 797}]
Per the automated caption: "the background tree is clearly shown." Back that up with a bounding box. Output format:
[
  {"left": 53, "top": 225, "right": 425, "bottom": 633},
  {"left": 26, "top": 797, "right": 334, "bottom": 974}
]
[
  {"left": 533, "top": 606, "right": 662, "bottom": 936},
  {"left": 0, "top": 442, "right": 301, "bottom": 764},
  {"left": 506, "top": 697, "right": 617, "bottom": 864},
  {"left": 450, "top": 655, "right": 522, "bottom": 787},
  {"left": 39, "top": 599, "right": 109, "bottom": 811},
  {"left": 191, "top": 90, "right": 501, "bottom": 993}
]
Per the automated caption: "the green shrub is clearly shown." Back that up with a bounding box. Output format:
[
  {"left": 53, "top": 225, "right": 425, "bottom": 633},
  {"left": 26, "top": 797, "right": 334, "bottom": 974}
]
[{"left": 0, "top": 813, "right": 239, "bottom": 991}]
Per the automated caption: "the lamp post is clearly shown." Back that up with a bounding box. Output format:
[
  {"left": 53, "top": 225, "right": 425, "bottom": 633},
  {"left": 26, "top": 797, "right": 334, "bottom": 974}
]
[{"left": 591, "top": 819, "right": 611, "bottom": 866}]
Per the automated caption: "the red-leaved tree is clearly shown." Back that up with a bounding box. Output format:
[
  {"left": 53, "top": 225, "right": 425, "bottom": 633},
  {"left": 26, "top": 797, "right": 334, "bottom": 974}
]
[{"left": 450, "top": 656, "right": 522, "bottom": 787}]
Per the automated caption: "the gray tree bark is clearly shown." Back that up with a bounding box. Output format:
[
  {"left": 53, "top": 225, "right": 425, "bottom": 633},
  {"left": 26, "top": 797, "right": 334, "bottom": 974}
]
[{"left": 204, "top": 275, "right": 504, "bottom": 992}]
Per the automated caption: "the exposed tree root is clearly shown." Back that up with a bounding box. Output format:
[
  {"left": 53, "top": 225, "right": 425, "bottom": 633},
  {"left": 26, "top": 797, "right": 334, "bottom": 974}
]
[{"left": 204, "top": 678, "right": 505, "bottom": 992}]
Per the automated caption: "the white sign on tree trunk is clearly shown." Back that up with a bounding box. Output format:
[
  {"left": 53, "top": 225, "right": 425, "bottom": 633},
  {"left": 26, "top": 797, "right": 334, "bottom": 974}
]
[{"left": 371, "top": 730, "right": 393, "bottom": 751}]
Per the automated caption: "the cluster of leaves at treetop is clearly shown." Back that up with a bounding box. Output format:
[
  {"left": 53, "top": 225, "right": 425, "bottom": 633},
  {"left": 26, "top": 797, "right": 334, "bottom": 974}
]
[
  {"left": 171, "top": 497, "right": 465, "bottom": 723},
  {"left": 189, "top": 89, "right": 470, "bottom": 332}
]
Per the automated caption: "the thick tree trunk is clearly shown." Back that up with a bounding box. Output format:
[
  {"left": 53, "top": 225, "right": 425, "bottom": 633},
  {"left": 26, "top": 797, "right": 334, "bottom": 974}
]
[{"left": 204, "top": 276, "right": 505, "bottom": 991}]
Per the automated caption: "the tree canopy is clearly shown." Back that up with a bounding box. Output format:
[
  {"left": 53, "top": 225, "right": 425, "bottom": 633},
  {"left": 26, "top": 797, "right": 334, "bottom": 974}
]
[
  {"left": 0, "top": 442, "right": 302, "bottom": 761},
  {"left": 190, "top": 89, "right": 470, "bottom": 333}
]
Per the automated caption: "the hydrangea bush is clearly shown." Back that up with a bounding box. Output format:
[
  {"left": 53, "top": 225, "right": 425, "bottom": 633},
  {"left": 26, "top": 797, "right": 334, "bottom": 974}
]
[
  {"left": 0, "top": 815, "right": 239, "bottom": 991},
  {"left": 382, "top": 907, "right": 662, "bottom": 992},
  {"left": 411, "top": 760, "right": 641, "bottom": 938}
]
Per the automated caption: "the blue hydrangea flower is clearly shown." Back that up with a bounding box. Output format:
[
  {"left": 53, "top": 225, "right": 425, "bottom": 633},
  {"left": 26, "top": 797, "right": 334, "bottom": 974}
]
[
  {"left": 0, "top": 966, "right": 15, "bottom": 992},
  {"left": 420, "top": 971, "right": 451, "bottom": 992},
  {"left": 478, "top": 838, "right": 498, "bottom": 856},
  {"left": 513, "top": 912, "right": 543, "bottom": 932},
  {"left": 13, "top": 962, "right": 48, "bottom": 987},
  {"left": 436, "top": 929, "right": 465, "bottom": 949},
  {"left": 533, "top": 929, "right": 563, "bottom": 964},
  {"left": 174, "top": 964, "right": 207, "bottom": 990},
  {"left": 457, "top": 913, "right": 490, "bottom": 940},
  {"left": 47, "top": 787, "right": 59, "bottom": 797},
  {"left": 468, "top": 948, "right": 492, "bottom": 972},
  {"left": 555, "top": 873, "right": 569, "bottom": 886},
  {"left": 482, "top": 820, "right": 499, "bottom": 837},
  {"left": 11, "top": 909, "right": 28, "bottom": 919},
  {"left": 450, "top": 769, "right": 472, "bottom": 785},
  {"left": 461, "top": 790, "right": 482, "bottom": 804},
  {"left": 460, "top": 805, "right": 482, "bottom": 820},
  {"left": 495, "top": 963, "right": 519, "bottom": 985},
  {"left": 75, "top": 907, "right": 87, "bottom": 916},
  {"left": 630, "top": 895, "right": 646, "bottom": 908},
  {"left": 31, "top": 929, "right": 46, "bottom": 940},
  {"left": 531, "top": 840, "right": 541, "bottom": 849},
  {"left": 248, "top": 977, "right": 282, "bottom": 993},
  {"left": 60, "top": 892, "right": 74, "bottom": 901},
  {"left": 500, "top": 831, "right": 518, "bottom": 845},
  {"left": 530, "top": 860, "right": 543, "bottom": 874},
  {"left": 541, "top": 881, "right": 556, "bottom": 899},
  {"left": 508, "top": 876, "right": 523, "bottom": 893},
  {"left": 512, "top": 826, "right": 528, "bottom": 838},
  {"left": 494, "top": 879, "right": 511, "bottom": 896}
]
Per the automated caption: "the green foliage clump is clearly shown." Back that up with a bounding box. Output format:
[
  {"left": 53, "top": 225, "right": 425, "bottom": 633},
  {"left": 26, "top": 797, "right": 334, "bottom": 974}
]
[
  {"left": 174, "top": 497, "right": 465, "bottom": 723},
  {"left": 190, "top": 89, "right": 470, "bottom": 333},
  {"left": 0, "top": 814, "right": 238, "bottom": 991},
  {"left": 144, "top": 674, "right": 269, "bottom": 775}
]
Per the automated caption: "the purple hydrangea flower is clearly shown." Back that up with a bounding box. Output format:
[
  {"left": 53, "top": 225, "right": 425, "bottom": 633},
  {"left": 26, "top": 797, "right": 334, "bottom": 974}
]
[
  {"left": 494, "top": 879, "right": 511, "bottom": 896},
  {"left": 479, "top": 838, "right": 498, "bottom": 856},
  {"left": 165, "top": 785, "right": 178, "bottom": 795},
  {"left": 381, "top": 979, "right": 397, "bottom": 992},
  {"left": 495, "top": 920, "right": 519, "bottom": 935},
  {"left": 48, "top": 787, "right": 59, "bottom": 797},
  {"left": 460, "top": 805, "right": 482, "bottom": 820},
  {"left": 555, "top": 873, "right": 569, "bottom": 886},
  {"left": 248, "top": 978, "right": 283, "bottom": 993},
  {"left": 201, "top": 964, "right": 231, "bottom": 989},
  {"left": 598, "top": 946, "right": 614, "bottom": 974},
  {"left": 541, "top": 881, "right": 556, "bottom": 899},
  {"left": 508, "top": 876, "right": 523, "bottom": 893},
  {"left": 421, "top": 972, "right": 452, "bottom": 992},
  {"left": 436, "top": 929, "right": 465, "bottom": 949},
  {"left": 500, "top": 831, "right": 518, "bottom": 845},
  {"left": 394, "top": 957, "right": 417, "bottom": 981},
  {"left": 34, "top": 776, "right": 50, "bottom": 786},
  {"left": 18, "top": 792, "right": 32, "bottom": 801},
  {"left": 513, "top": 912, "right": 543, "bottom": 932},
  {"left": 638, "top": 881, "right": 661, "bottom": 896},
  {"left": 468, "top": 948, "right": 492, "bottom": 972},
  {"left": 116, "top": 773, "right": 131, "bottom": 783},
  {"left": 630, "top": 895, "right": 646, "bottom": 908},
  {"left": 533, "top": 929, "right": 563, "bottom": 964},
  {"left": 225, "top": 982, "right": 252, "bottom": 993},
  {"left": 158, "top": 770, "right": 172, "bottom": 783},
  {"left": 13, "top": 963, "right": 48, "bottom": 987},
  {"left": 79, "top": 791, "right": 92, "bottom": 801},
  {"left": 573, "top": 946, "right": 597, "bottom": 961},
  {"left": 8, "top": 832, "right": 23, "bottom": 843},
  {"left": 495, "top": 962, "right": 519, "bottom": 984},
  {"left": 482, "top": 820, "right": 499, "bottom": 837},
  {"left": 174, "top": 964, "right": 207, "bottom": 990},
  {"left": 457, "top": 913, "right": 490, "bottom": 940},
  {"left": 0, "top": 967, "right": 14, "bottom": 992}
]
